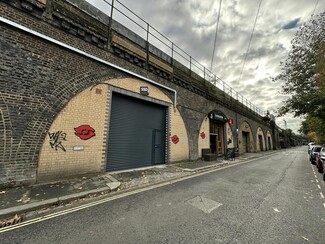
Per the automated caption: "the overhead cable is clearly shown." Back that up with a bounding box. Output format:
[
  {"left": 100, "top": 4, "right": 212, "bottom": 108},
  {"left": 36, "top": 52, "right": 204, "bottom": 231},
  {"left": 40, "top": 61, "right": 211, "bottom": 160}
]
[
  {"left": 238, "top": 0, "right": 263, "bottom": 83},
  {"left": 210, "top": 0, "right": 223, "bottom": 72},
  {"left": 312, "top": 0, "right": 319, "bottom": 16}
]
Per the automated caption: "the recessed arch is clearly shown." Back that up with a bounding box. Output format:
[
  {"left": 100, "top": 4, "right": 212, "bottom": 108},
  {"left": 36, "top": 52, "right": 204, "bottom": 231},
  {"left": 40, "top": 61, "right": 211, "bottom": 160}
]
[
  {"left": 38, "top": 76, "right": 189, "bottom": 180},
  {"left": 256, "top": 127, "right": 266, "bottom": 152},
  {"left": 266, "top": 130, "right": 273, "bottom": 150},
  {"left": 238, "top": 120, "right": 254, "bottom": 154},
  {"left": 209, "top": 110, "right": 227, "bottom": 156}
]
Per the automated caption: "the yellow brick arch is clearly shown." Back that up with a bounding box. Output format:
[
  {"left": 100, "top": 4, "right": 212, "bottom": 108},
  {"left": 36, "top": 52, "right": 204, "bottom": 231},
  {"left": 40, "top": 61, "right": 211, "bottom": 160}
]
[{"left": 38, "top": 78, "right": 189, "bottom": 181}]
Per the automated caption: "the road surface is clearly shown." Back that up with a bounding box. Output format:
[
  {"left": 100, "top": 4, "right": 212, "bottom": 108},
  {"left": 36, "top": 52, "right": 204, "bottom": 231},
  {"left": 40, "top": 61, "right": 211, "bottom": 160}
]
[{"left": 1, "top": 146, "right": 325, "bottom": 243}]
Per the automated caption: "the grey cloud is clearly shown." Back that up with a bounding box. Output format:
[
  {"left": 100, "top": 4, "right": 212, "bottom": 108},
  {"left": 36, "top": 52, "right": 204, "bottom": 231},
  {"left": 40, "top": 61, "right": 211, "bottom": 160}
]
[{"left": 85, "top": 0, "right": 325, "bottom": 133}]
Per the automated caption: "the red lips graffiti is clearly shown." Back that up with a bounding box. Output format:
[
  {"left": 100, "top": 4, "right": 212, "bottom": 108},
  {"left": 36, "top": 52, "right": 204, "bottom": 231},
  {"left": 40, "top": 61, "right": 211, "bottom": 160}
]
[
  {"left": 74, "top": 125, "right": 96, "bottom": 140},
  {"left": 171, "top": 135, "right": 179, "bottom": 144}
]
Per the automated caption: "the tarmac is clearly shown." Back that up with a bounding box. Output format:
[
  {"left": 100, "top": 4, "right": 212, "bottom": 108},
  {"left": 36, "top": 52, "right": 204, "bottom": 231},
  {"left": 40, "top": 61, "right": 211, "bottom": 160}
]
[{"left": 0, "top": 152, "right": 276, "bottom": 223}]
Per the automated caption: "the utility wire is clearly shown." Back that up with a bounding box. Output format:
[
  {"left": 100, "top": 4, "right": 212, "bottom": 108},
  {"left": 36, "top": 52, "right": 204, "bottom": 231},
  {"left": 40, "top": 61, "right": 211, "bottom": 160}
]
[
  {"left": 312, "top": 0, "right": 319, "bottom": 16},
  {"left": 210, "top": 0, "right": 223, "bottom": 72},
  {"left": 238, "top": 0, "right": 263, "bottom": 83}
]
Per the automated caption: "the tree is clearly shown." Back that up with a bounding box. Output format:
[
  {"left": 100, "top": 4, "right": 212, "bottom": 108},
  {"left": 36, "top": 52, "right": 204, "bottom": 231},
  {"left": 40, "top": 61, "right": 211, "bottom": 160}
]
[
  {"left": 299, "top": 114, "right": 325, "bottom": 143},
  {"left": 275, "top": 11, "right": 325, "bottom": 143},
  {"left": 275, "top": 11, "right": 325, "bottom": 119}
]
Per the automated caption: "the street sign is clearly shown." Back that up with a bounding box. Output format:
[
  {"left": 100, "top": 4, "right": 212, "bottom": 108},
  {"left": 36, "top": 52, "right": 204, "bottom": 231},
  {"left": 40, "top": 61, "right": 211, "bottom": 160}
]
[{"left": 140, "top": 86, "right": 149, "bottom": 95}]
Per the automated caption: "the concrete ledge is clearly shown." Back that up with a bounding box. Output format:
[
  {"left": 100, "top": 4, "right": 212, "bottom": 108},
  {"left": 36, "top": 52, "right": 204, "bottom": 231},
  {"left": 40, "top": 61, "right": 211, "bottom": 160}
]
[
  {"left": 112, "top": 34, "right": 146, "bottom": 58},
  {"left": 149, "top": 55, "right": 173, "bottom": 73},
  {"left": 0, "top": 198, "right": 58, "bottom": 220},
  {"left": 0, "top": 187, "right": 111, "bottom": 219},
  {"left": 57, "top": 187, "right": 111, "bottom": 202},
  {"left": 192, "top": 162, "right": 229, "bottom": 172}
]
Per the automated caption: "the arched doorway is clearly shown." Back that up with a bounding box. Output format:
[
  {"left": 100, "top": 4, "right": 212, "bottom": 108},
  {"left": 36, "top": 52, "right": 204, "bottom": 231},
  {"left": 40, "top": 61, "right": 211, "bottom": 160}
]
[
  {"left": 256, "top": 127, "right": 265, "bottom": 152},
  {"left": 266, "top": 130, "right": 273, "bottom": 150},
  {"left": 239, "top": 121, "right": 253, "bottom": 154},
  {"left": 208, "top": 110, "right": 227, "bottom": 156}
]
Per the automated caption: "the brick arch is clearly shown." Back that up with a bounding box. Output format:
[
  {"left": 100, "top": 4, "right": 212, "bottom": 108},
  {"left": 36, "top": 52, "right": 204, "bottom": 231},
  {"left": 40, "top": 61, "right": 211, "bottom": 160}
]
[
  {"left": 0, "top": 96, "right": 13, "bottom": 164},
  {"left": 38, "top": 75, "right": 183, "bottom": 179},
  {"left": 256, "top": 127, "right": 266, "bottom": 152},
  {"left": 13, "top": 67, "right": 129, "bottom": 183},
  {"left": 238, "top": 120, "right": 254, "bottom": 154},
  {"left": 266, "top": 130, "right": 273, "bottom": 150},
  {"left": 225, "top": 123, "right": 235, "bottom": 148},
  {"left": 190, "top": 106, "right": 228, "bottom": 159}
]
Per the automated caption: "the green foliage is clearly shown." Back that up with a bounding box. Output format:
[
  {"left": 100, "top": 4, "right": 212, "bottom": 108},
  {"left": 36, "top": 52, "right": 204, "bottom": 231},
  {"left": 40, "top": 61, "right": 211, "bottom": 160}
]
[
  {"left": 275, "top": 12, "right": 325, "bottom": 143},
  {"left": 299, "top": 114, "right": 325, "bottom": 144},
  {"left": 275, "top": 11, "right": 325, "bottom": 119},
  {"left": 285, "top": 128, "right": 307, "bottom": 140}
]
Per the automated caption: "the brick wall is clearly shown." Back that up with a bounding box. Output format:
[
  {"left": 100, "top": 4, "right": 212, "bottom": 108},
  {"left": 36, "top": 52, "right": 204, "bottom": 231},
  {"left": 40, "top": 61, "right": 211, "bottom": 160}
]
[
  {"left": 198, "top": 116, "right": 210, "bottom": 158},
  {"left": 0, "top": 1, "right": 127, "bottom": 186},
  {"left": 0, "top": 0, "right": 278, "bottom": 187},
  {"left": 38, "top": 84, "right": 108, "bottom": 181},
  {"left": 170, "top": 107, "right": 189, "bottom": 162},
  {"left": 37, "top": 77, "right": 190, "bottom": 180}
]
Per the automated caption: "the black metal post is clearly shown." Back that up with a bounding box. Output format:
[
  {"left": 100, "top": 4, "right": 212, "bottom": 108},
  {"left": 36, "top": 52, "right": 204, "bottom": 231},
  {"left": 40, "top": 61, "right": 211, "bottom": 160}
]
[
  {"left": 189, "top": 56, "right": 192, "bottom": 76},
  {"left": 171, "top": 42, "right": 174, "bottom": 81},
  {"left": 145, "top": 23, "right": 150, "bottom": 70},
  {"left": 235, "top": 100, "right": 239, "bottom": 157},
  {"left": 108, "top": 0, "right": 115, "bottom": 41}
]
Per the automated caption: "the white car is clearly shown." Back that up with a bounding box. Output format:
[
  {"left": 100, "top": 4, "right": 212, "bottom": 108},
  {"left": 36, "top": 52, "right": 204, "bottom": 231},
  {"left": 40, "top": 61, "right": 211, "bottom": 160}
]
[
  {"left": 308, "top": 142, "right": 315, "bottom": 154},
  {"left": 310, "top": 145, "right": 322, "bottom": 164}
]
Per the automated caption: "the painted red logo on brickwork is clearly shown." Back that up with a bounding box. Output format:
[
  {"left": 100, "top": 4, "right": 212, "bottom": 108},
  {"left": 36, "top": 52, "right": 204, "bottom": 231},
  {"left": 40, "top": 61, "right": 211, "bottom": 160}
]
[
  {"left": 200, "top": 132, "right": 206, "bottom": 139},
  {"left": 74, "top": 125, "right": 96, "bottom": 140},
  {"left": 171, "top": 135, "right": 179, "bottom": 144}
]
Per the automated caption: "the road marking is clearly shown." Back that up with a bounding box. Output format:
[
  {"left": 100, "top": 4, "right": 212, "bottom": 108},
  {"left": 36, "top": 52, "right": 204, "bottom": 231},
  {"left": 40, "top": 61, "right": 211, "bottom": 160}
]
[
  {"left": 272, "top": 208, "right": 281, "bottom": 213},
  {"left": 302, "top": 236, "right": 309, "bottom": 241},
  {"left": 186, "top": 196, "right": 222, "bottom": 214},
  {"left": 309, "top": 162, "right": 325, "bottom": 211},
  {"left": 0, "top": 153, "right": 279, "bottom": 233}
]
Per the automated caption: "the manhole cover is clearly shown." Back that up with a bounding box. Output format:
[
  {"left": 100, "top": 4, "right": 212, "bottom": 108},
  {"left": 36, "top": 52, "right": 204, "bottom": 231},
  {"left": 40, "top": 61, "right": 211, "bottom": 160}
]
[{"left": 186, "top": 195, "right": 222, "bottom": 214}]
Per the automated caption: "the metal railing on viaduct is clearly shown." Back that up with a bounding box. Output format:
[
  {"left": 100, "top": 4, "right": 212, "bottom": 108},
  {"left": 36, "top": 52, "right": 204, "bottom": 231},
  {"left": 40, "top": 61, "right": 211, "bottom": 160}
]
[{"left": 103, "top": 0, "right": 272, "bottom": 119}]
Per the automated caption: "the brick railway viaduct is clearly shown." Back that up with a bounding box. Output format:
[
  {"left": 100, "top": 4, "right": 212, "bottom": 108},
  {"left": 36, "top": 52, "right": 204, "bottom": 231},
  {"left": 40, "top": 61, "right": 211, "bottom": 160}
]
[{"left": 0, "top": 0, "right": 281, "bottom": 187}]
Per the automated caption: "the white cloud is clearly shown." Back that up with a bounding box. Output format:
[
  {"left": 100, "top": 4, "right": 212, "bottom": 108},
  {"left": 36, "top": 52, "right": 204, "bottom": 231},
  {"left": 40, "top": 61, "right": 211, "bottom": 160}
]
[{"left": 86, "top": 0, "right": 325, "bottom": 133}]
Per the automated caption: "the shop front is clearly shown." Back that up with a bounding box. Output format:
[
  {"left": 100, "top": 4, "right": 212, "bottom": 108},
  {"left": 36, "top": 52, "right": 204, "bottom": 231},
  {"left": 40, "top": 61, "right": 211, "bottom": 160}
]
[{"left": 208, "top": 110, "right": 228, "bottom": 156}]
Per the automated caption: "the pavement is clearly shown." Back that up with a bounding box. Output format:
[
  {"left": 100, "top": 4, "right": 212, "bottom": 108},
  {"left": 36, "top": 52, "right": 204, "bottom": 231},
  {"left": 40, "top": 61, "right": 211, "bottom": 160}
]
[{"left": 0, "top": 151, "right": 276, "bottom": 224}]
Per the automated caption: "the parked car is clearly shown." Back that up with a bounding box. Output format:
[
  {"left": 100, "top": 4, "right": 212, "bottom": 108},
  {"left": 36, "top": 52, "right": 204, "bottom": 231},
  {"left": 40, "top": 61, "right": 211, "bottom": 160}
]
[
  {"left": 309, "top": 145, "right": 322, "bottom": 164},
  {"left": 316, "top": 146, "right": 325, "bottom": 180},
  {"left": 308, "top": 142, "right": 315, "bottom": 154},
  {"left": 316, "top": 147, "right": 325, "bottom": 173}
]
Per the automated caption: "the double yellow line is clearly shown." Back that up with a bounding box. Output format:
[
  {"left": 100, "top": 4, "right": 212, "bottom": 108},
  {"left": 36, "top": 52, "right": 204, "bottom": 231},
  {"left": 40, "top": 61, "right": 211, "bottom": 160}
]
[{"left": 0, "top": 154, "right": 275, "bottom": 233}]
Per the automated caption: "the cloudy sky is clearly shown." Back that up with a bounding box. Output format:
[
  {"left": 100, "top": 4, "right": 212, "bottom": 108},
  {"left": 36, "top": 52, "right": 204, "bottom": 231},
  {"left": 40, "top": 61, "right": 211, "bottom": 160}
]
[{"left": 86, "top": 0, "right": 324, "bottom": 133}]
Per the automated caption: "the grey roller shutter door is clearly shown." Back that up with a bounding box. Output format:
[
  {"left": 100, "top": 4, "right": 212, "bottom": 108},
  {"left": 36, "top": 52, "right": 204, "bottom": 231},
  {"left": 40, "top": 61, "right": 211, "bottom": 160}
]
[{"left": 106, "top": 93, "right": 167, "bottom": 171}]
